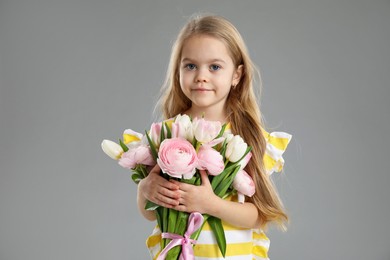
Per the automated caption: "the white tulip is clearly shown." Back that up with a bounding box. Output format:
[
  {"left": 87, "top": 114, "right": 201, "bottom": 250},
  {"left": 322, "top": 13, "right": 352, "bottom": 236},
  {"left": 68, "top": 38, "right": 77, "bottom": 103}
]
[
  {"left": 223, "top": 132, "right": 234, "bottom": 143},
  {"left": 174, "top": 114, "right": 194, "bottom": 141},
  {"left": 101, "top": 140, "right": 124, "bottom": 160},
  {"left": 225, "top": 135, "right": 248, "bottom": 163}
]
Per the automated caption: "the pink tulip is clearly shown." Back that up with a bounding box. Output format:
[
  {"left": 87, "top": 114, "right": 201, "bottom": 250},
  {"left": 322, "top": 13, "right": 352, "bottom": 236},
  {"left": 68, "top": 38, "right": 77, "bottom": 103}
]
[
  {"left": 157, "top": 138, "right": 198, "bottom": 179},
  {"left": 233, "top": 170, "right": 255, "bottom": 200},
  {"left": 192, "top": 118, "right": 222, "bottom": 143},
  {"left": 197, "top": 145, "right": 224, "bottom": 176},
  {"left": 171, "top": 122, "right": 180, "bottom": 139},
  {"left": 238, "top": 152, "right": 252, "bottom": 171},
  {"left": 149, "top": 122, "right": 162, "bottom": 147},
  {"left": 118, "top": 145, "right": 155, "bottom": 169}
]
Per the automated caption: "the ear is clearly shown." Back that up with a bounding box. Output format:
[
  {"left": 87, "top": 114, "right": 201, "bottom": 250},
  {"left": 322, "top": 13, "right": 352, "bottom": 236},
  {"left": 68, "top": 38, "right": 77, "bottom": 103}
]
[{"left": 232, "top": 64, "right": 243, "bottom": 86}]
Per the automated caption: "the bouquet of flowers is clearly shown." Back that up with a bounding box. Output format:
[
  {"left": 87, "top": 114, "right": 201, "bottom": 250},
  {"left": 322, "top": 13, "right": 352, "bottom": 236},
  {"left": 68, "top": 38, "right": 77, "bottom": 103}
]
[{"left": 101, "top": 115, "right": 256, "bottom": 259}]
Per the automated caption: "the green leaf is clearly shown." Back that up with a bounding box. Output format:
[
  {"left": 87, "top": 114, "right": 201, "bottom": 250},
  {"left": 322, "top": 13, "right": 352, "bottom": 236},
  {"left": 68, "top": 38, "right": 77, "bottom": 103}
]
[
  {"left": 164, "top": 122, "right": 172, "bottom": 139},
  {"left": 214, "top": 165, "right": 241, "bottom": 197},
  {"left": 211, "top": 163, "right": 236, "bottom": 190},
  {"left": 131, "top": 173, "right": 142, "bottom": 184},
  {"left": 167, "top": 209, "right": 178, "bottom": 233},
  {"left": 155, "top": 208, "right": 163, "bottom": 233},
  {"left": 160, "top": 123, "right": 165, "bottom": 143},
  {"left": 208, "top": 217, "right": 226, "bottom": 257},
  {"left": 119, "top": 139, "right": 129, "bottom": 152},
  {"left": 192, "top": 137, "right": 198, "bottom": 148},
  {"left": 145, "top": 131, "right": 158, "bottom": 161},
  {"left": 165, "top": 209, "right": 181, "bottom": 259},
  {"left": 220, "top": 138, "right": 228, "bottom": 159},
  {"left": 216, "top": 123, "right": 227, "bottom": 138},
  {"left": 144, "top": 200, "right": 159, "bottom": 211},
  {"left": 176, "top": 211, "right": 189, "bottom": 236},
  {"left": 162, "top": 206, "right": 168, "bottom": 248},
  {"left": 139, "top": 165, "right": 148, "bottom": 178}
]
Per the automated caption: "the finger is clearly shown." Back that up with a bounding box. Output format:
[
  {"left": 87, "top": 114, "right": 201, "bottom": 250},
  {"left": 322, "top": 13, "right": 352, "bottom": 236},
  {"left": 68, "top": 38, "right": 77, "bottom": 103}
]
[
  {"left": 168, "top": 179, "right": 181, "bottom": 190},
  {"left": 149, "top": 164, "right": 161, "bottom": 175},
  {"left": 178, "top": 196, "right": 186, "bottom": 205},
  {"left": 156, "top": 200, "right": 175, "bottom": 208},
  {"left": 200, "top": 170, "right": 211, "bottom": 187},
  {"left": 159, "top": 179, "right": 179, "bottom": 190},
  {"left": 173, "top": 204, "right": 187, "bottom": 212},
  {"left": 175, "top": 182, "right": 192, "bottom": 191},
  {"left": 170, "top": 179, "right": 181, "bottom": 185},
  {"left": 155, "top": 193, "right": 179, "bottom": 207},
  {"left": 159, "top": 187, "right": 180, "bottom": 199}
]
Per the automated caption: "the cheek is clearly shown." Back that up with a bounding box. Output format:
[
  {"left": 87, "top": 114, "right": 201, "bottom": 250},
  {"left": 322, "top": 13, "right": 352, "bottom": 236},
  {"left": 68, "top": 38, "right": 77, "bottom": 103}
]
[
  {"left": 178, "top": 71, "right": 184, "bottom": 86},
  {"left": 216, "top": 73, "right": 234, "bottom": 88},
  {"left": 179, "top": 71, "right": 191, "bottom": 87},
  {"left": 179, "top": 75, "right": 185, "bottom": 91}
]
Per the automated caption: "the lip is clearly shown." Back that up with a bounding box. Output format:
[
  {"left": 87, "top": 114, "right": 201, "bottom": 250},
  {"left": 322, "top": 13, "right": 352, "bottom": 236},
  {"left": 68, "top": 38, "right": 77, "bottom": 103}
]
[{"left": 192, "top": 88, "right": 212, "bottom": 91}]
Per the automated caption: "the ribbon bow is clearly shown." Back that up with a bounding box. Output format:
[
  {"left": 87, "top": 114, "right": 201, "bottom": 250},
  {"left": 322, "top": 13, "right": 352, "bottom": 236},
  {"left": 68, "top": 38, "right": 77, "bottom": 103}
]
[{"left": 157, "top": 212, "right": 204, "bottom": 260}]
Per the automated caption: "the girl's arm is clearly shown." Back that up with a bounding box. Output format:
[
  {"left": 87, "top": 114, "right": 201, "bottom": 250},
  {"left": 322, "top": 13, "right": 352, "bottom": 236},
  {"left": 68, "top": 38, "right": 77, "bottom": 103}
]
[
  {"left": 171, "top": 170, "right": 261, "bottom": 229},
  {"left": 137, "top": 164, "right": 180, "bottom": 221}
]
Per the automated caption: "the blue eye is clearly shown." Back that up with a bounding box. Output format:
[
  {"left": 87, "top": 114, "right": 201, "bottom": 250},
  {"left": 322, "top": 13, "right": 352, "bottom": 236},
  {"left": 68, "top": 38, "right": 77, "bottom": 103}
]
[
  {"left": 185, "top": 64, "right": 197, "bottom": 70},
  {"left": 210, "top": 64, "right": 221, "bottom": 71}
]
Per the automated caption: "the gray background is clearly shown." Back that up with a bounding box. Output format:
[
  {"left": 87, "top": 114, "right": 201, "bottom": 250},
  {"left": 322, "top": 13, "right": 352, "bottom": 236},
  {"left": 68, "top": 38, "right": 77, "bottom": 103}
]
[{"left": 1, "top": 0, "right": 389, "bottom": 259}]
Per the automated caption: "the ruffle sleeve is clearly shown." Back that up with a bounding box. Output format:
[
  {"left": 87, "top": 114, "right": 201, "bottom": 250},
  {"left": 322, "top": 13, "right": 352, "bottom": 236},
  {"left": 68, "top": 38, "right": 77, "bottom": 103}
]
[{"left": 262, "top": 129, "right": 292, "bottom": 175}]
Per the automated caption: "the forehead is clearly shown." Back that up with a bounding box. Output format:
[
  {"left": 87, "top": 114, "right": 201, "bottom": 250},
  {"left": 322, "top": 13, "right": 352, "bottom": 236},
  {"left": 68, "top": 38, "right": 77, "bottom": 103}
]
[{"left": 180, "top": 35, "right": 233, "bottom": 63}]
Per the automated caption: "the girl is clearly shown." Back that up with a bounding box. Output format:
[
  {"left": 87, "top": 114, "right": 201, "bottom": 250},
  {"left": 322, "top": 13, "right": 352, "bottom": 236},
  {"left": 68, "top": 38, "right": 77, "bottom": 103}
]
[{"left": 137, "top": 14, "right": 291, "bottom": 259}]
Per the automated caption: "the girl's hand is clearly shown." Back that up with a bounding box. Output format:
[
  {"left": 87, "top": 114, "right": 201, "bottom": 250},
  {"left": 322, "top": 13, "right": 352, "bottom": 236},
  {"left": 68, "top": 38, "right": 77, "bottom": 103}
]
[
  {"left": 172, "top": 170, "right": 218, "bottom": 214},
  {"left": 138, "top": 164, "right": 180, "bottom": 208}
]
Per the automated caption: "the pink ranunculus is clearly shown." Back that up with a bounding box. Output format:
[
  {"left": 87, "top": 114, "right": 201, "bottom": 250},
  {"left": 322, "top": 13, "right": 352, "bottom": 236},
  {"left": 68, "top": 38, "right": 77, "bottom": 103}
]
[
  {"left": 197, "top": 145, "right": 224, "bottom": 176},
  {"left": 149, "top": 122, "right": 162, "bottom": 147},
  {"left": 192, "top": 118, "right": 222, "bottom": 144},
  {"left": 233, "top": 170, "right": 255, "bottom": 198},
  {"left": 118, "top": 145, "right": 155, "bottom": 169},
  {"left": 157, "top": 138, "right": 198, "bottom": 179}
]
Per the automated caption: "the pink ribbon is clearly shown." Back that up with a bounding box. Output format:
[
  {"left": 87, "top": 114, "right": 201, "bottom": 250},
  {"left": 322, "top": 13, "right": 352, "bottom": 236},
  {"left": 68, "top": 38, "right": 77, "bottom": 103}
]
[{"left": 157, "top": 212, "right": 204, "bottom": 260}]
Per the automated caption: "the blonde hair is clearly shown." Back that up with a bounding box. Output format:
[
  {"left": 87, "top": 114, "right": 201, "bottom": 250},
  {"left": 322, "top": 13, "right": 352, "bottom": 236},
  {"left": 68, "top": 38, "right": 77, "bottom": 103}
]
[{"left": 157, "top": 14, "right": 287, "bottom": 228}]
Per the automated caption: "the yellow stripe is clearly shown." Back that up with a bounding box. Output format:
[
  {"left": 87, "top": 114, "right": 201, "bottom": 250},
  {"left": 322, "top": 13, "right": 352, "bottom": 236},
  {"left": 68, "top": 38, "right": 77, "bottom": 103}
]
[
  {"left": 267, "top": 135, "right": 290, "bottom": 151},
  {"left": 262, "top": 128, "right": 290, "bottom": 151},
  {"left": 194, "top": 242, "right": 253, "bottom": 257},
  {"left": 123, "top": 134, "right": 141, "bottom": 144},
  {"left": 253, "top": 232, "right": 269, "bottom": 241},
  {"left": 146, "top": 235, "right": 161, "bottom": 248},
  {"left": 252, "top": 245, "right": 268, "bottom": 258},
  {"left": 201, "top": 220, "right": 249, "bottom": 231},
  {"left": 264, "top": 153, "right": 278, "bottom": 171}
]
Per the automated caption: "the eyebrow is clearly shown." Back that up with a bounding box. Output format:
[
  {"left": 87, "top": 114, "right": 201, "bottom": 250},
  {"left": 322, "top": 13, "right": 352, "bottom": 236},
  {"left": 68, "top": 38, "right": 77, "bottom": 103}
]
[{"left": 181, "top": 58, "right": 227, "bottom": 64}]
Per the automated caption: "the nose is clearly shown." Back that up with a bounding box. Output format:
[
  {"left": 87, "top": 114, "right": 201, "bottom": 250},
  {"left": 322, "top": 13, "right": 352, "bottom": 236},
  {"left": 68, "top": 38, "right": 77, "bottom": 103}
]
[{"left": 194, "top": 67, "right": 209, "bottom": 83}]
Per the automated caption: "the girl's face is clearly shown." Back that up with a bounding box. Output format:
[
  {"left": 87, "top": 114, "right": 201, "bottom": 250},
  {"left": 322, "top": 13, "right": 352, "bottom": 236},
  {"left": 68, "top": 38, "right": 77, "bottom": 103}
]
[{"left": 179, "top": 35, "right": 242, "bottom": 120}]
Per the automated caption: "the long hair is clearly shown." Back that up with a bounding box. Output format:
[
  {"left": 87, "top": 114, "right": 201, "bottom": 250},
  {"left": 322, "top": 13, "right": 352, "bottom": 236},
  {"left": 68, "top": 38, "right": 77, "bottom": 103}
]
[{"left": 157, "top": 14, "right": 288, "bottom": 228}]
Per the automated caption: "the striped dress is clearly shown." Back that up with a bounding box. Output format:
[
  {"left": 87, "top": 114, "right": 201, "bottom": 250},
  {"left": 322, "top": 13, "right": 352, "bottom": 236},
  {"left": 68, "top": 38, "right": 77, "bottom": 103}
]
[{"left": 146, "top": 128, "right": 292, "bottom": 260}]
